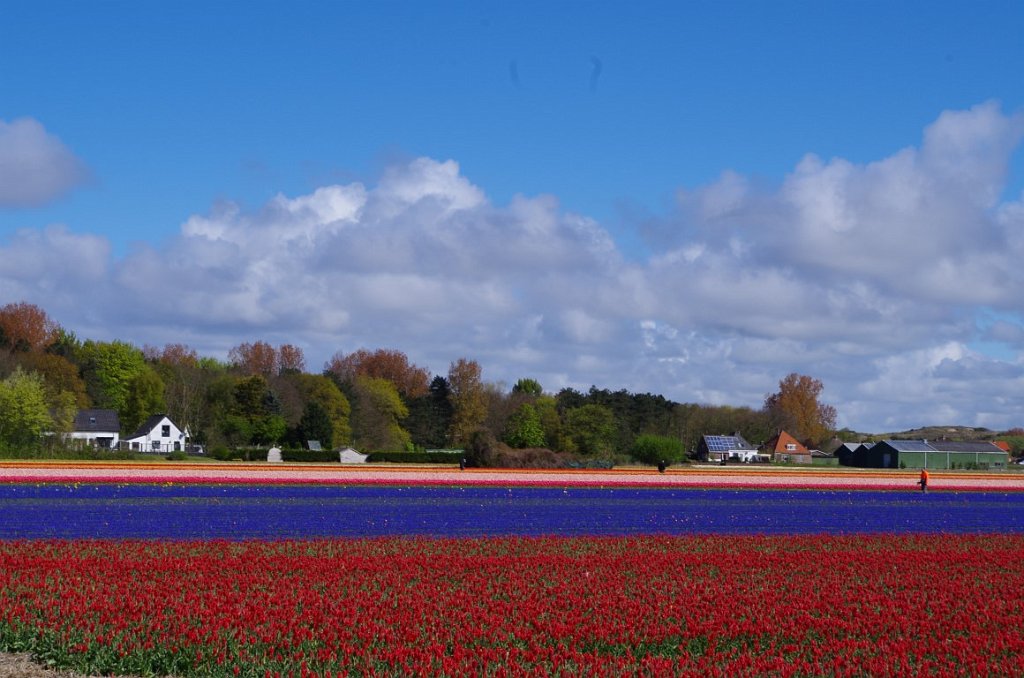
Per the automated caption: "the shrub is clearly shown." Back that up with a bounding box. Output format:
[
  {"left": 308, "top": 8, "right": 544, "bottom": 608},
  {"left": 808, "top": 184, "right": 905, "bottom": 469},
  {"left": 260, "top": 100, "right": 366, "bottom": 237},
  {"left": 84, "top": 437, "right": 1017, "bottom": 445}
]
[
  {"left": 631, "top": 434, "right": 685, "bottom": 465},
  {"left": 209, "top": 446, "right": 232, "bottom": 461}
]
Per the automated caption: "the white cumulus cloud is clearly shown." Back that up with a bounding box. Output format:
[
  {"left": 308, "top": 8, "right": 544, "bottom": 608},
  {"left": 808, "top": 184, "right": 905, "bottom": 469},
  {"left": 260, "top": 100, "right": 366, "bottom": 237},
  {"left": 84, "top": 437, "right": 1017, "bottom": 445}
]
[
  {"left": 3, "top": 103, "right": 1024, "bottom": 432},
  {"left": 0, "top": 118, "right": 89, "bottom": 208}
]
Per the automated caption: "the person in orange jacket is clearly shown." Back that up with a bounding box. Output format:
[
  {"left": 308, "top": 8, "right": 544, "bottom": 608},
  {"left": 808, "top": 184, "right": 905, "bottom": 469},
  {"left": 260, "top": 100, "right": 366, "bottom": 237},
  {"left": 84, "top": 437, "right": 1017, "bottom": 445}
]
[{"left": 918, "top": 468, "right": 929, "bottom": 493}]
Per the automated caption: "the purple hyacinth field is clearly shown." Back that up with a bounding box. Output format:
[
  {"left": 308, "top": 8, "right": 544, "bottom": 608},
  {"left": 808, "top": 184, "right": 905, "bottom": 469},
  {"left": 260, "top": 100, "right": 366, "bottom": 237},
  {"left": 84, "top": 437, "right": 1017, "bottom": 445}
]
[{"left": 2, "top": 482, "right": 1023, "bottom": 539}]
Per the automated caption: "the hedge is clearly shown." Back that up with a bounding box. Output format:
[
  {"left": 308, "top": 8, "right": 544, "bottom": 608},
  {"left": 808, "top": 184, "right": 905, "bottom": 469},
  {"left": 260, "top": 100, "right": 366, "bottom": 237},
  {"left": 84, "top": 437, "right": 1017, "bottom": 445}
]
[
  {"left": 365, "top": 451, "right": 464, "bottom": 464},
  {"left": 280, "top": 449, "right": 341, "bottom": 463}
]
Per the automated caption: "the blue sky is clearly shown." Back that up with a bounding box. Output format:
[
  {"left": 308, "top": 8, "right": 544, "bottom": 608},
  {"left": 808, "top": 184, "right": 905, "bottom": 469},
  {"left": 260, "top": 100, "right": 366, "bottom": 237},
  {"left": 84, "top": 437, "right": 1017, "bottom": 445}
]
[{"left": 3, "top": 1, "right": 1024, "bottom": 433}]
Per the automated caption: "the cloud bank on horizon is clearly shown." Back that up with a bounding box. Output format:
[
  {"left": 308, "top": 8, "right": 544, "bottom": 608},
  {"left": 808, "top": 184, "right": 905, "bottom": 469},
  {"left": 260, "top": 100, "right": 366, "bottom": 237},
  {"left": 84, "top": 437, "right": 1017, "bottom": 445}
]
[{"left": 2, "top": 102, "right": 1024, "bottom": 434}]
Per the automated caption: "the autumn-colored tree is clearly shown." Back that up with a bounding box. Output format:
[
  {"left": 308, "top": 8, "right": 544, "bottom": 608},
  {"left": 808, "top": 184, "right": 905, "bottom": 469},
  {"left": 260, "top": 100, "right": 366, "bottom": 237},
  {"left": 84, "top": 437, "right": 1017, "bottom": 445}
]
[
  {"left": 447, "top": 358, "right": 486, "bottom": 447},
  {"left": 763, "top": 373, "right": 837, "bottom": 448},
  {"left": 228, "top": 341, "right": 278, "bottom": 377},
  {"left": 277, "top": 344, "right": 306, "bottom": 374},
  {"left": 325, "top": 348, "right": 430, "bottom": 399},
  {"left": 144, "top": 343, "right": 199, "bottom": 368},
  {"left": 21, "top": 352, "right": 89, "bottom": 409},
  {"left": 0, "top": 302, "right": 59, "bottom": 353}
]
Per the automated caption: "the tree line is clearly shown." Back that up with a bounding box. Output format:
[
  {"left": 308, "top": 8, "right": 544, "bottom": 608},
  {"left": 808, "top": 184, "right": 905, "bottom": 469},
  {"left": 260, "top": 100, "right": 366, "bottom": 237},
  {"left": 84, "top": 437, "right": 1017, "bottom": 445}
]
[{"left": 0, "top": 301, "right": 838, "bottom": 461}]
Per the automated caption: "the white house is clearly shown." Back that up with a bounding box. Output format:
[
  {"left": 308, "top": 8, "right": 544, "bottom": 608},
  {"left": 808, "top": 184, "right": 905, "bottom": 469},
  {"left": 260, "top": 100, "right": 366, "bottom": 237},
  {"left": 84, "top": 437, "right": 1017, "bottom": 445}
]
[
  {"left": 67, "top": 409, "right": 121, "bottom": 449},
  {"left": 121, "top": 414, "right": 190, "bottom": 453}
]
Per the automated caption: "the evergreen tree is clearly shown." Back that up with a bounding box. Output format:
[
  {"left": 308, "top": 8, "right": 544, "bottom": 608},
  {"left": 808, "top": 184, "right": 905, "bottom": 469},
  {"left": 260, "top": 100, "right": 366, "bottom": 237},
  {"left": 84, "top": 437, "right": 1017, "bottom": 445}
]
[{"left": 299, "top": 401, "right": 334, "bottom": 449}]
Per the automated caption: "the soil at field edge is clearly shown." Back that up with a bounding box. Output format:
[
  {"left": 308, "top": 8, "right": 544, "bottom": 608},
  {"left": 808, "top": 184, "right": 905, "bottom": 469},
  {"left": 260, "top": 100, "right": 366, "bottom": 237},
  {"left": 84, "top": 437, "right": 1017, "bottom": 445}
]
[{"left": 0, "top": 653, "right": 144, "bottom": 678}]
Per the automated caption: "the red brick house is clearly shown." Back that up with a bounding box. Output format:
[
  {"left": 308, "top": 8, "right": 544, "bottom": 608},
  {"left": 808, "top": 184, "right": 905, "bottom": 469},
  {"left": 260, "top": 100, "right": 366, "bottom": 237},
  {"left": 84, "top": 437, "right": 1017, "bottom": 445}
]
[{"left": 767, "top": 431, "right": 811, "bottom": 464}]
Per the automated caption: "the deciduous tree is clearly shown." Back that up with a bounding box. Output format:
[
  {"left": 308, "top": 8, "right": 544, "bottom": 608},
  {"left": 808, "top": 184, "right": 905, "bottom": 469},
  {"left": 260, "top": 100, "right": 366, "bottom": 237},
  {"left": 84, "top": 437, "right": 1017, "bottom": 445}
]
[
  {"left": 0, "top": 368, "right": 53, "bottom": 448},
  {"left": 326, "top": 348, "right": 430, "bottom": 399},
  {"left": 511, "top": 378, "right": 543, "bottom": 396},
  {"left": 763, "top": 373, "right": 837, "bottom": 448},
  {"left": 229, "top": 341, "right": 279, "bottom": 377},
  {"left": 0, "top": 302, "right": 59, "bottom": 353},
  {"left": 78, "top": 340, "right": 147, "bottom": 415},
  {"left": 149, "top": 344, "right": 209, "bottom": 442},
  {"left": 504, "top": 403, "right": 546, "bottom": 449},
  {"left": 21, "top": 352, "right": 89, "bottom": 409},
  {"left": 350, "top": 376, "right": 411, "bottom": 452},
  {"left": 564, "top": 404, "right": 616, "bottom": 456},
  {"left": 121, "top": 366, "right": 167, "bottom": 433},
  {"left": 277, "top": 344, "right": 306, "bottom": 374},
  {"left": 291, "top": 373, "right": 352, "bottom": 447},
  {"left": 534, "top": 395, "right": 569, "bottom": 451},
  {"left": 447, "top": 358, "right": 486, "bottom": 447}
]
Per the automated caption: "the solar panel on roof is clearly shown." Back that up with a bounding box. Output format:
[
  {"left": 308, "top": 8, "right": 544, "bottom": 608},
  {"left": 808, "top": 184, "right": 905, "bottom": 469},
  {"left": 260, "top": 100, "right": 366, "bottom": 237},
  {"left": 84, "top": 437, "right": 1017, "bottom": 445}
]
[
  {"left": 705, "top": 436, "right": 733, "bottom": 451},
  {"left": 705, "top": 435, "right": 751, "bottom": 451}
]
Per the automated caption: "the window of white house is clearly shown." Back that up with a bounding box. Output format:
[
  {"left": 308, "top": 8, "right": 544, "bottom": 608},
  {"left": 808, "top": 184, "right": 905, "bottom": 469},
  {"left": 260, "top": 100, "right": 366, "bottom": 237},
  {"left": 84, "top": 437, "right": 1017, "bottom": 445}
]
[
  {"left": 786, "top": 443, "right": 796, "bottom": 451},
  {"left": 162, "top": 425, "right": 170, "bottom": 437}
]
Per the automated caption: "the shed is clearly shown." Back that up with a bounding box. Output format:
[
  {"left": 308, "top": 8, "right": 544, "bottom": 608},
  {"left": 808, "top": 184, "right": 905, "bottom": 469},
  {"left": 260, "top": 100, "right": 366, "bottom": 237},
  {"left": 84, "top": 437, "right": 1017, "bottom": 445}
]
[
  {"left": 835, "top": 442, "right": 863, "bottom": 467},
  {"left": 810, "top": 449, "right": 839, "bottom": 467},
  {"left": 339, "top": 447, "right": 368, "bottom": 463},
  {"left": 863, "top": 440, "right": 932, "bottom": 469},
  {"left": 859, "top": 439, "right": 1009, "bottom": 470},
  {"left": 924, "top": 440, "right": 1008, "bottom": 469}
]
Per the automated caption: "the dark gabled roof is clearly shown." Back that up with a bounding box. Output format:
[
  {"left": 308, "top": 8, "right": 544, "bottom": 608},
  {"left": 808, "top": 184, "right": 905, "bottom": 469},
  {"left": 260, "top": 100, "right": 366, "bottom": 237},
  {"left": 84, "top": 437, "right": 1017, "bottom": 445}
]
[
  {"left": 882, "top": 439, "right": 935, "bottom": 452},
  {"left": 928, "top": 440, "right": 1007, "bottom": 454},
  {"left": 125, "top": 414, "right": 171, "bottom": 440},
  {"left": 72, "top": 409, "right": 120, "bottom": 433},
  {"left": 703, "top": 434, "right": 756, "bottom": 451}
]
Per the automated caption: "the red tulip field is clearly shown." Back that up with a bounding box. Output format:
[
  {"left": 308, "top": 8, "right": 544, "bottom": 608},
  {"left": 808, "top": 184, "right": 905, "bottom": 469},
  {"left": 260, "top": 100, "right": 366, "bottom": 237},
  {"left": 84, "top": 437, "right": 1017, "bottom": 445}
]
[{"left": 2, "top": 533, "right": 1022, "bottom": 676}]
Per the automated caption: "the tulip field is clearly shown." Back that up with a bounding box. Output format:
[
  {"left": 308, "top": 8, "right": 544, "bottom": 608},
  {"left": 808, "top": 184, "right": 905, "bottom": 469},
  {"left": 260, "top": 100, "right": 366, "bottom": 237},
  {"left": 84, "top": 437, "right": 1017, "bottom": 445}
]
[{"left": 1, "top": 466, "right": 1024, "bottom": 676}]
